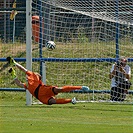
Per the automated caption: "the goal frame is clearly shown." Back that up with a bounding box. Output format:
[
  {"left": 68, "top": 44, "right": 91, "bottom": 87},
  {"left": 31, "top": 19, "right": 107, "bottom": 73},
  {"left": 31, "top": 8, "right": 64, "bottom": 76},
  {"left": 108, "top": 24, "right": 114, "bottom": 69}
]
[
  {"left": 26, "top": 0, "right": 32, "bottom": 105},
  {"left": 25, "top": 0, "right": 133, "bottom": 105}
]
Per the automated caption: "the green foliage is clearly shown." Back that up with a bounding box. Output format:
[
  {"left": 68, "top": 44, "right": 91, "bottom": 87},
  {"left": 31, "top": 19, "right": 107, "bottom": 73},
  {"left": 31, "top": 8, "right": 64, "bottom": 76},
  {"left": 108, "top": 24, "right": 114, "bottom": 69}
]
[
  {"left": 0, "top": 41, "right": 133, "bottom": 132},
  {"left": 0, "top": 40, "right": 133, "bottom": 90},
  {"left": 77, "top": 26, "right": 89, "bottom": 43},
  {"left": 0, "top": 41, "right": 133, "bottom": 91}
]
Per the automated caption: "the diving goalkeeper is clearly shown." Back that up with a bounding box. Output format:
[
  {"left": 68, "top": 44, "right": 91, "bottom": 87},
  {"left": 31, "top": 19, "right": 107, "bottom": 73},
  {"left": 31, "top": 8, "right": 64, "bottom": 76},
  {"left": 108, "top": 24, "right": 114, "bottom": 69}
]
[{"left": 6, "top": 57, "right": 88, "bottom": 105}]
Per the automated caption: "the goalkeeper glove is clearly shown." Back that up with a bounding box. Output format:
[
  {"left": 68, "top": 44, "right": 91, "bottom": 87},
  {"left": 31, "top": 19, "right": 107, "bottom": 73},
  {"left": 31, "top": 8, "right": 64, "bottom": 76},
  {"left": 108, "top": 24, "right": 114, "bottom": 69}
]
[
  {"left": 9, "top": 68, "right": 17, "bottom": 79},
  {"left": 6, "top": 56, "right": 16, "bottom": 66}
]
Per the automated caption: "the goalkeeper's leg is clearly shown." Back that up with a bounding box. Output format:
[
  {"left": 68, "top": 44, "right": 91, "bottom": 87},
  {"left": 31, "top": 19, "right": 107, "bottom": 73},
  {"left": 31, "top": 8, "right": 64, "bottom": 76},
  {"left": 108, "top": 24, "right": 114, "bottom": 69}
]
[
  {"left": 53, "top": 86, "right": 90, "bottom": 95},
  {"left": 48, "top": 97, "right": 76, "bottom": 105},
  {"left": 53, "top": 86, "right": 82, "bottom": 94},
  {"left": 61, "top": 86, "right": 82, "bottom": 92}
]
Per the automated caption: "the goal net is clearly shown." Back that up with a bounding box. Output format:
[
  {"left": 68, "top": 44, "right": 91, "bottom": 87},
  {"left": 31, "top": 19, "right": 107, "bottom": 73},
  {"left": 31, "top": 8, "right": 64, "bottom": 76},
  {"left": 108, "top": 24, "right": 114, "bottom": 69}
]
[
  {"left": 0, "top": 0, "right": 133, "bottom": 105},
  {"left": 31, "top": 0, "right": 133, "bottom": 104}
]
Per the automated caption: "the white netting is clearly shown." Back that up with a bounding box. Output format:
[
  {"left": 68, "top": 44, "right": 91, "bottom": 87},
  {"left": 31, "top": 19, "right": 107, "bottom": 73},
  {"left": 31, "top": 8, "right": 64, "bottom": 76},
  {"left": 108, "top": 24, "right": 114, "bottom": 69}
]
[
  {"left": 47, "top": 0, "right": 133, "bottom": 26},
  {"left": 0, "top": 1, "right": 133, "bottom": 104},
  {"left": 31, "top": 0, "right": 133, "bottom": 103}
]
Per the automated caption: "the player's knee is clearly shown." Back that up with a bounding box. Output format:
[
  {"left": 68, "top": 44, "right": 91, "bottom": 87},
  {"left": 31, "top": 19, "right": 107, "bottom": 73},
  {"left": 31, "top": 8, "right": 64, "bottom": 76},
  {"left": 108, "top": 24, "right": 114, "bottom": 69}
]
[
  {"left": 53, "top": 87, "right": 62, "bottom": 93},
  {"left": 48, "top": 98, "right": 56, "bottom": 105}
]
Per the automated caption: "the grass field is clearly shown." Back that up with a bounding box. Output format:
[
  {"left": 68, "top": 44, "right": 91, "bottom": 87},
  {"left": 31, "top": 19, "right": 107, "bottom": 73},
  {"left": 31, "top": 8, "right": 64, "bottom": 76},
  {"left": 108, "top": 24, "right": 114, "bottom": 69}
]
[
  {"left": 0, "top": 41, "right": 133, "bottom": 132},
  {"left": 0, "top": 92, "right": 133, "bottom": 133}
]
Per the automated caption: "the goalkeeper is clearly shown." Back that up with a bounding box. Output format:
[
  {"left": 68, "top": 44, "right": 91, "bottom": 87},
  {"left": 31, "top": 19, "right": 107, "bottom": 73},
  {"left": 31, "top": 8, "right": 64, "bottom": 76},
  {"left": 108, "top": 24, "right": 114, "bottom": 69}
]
[{"left": 6, "top": 57, "right": 88, "bottom": 105}]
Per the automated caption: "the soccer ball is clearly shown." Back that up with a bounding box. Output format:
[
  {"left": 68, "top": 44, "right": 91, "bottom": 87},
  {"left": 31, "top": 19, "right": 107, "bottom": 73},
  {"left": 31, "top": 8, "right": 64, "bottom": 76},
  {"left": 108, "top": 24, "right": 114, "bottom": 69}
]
[{"left": 45, "top": 41, "right": 56, "bottom": 50}]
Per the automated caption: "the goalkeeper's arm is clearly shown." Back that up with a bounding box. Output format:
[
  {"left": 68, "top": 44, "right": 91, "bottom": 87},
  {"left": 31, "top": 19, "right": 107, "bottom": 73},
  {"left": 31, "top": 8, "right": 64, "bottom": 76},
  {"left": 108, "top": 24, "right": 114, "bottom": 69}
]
[{"left": 13, "top": 78, "right": 25, "bottom": 88}]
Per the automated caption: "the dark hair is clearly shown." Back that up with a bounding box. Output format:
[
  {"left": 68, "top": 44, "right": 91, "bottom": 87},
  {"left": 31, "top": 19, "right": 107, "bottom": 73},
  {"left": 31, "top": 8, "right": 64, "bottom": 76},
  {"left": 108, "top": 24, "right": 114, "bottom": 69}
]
[{"left": 119, "top": 56, "right": 127, "bottom": 62}]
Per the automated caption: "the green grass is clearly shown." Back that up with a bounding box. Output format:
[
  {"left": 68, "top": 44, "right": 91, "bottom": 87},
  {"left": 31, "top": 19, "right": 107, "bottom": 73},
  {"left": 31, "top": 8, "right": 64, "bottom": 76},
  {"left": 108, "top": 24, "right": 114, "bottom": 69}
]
[
  {"left": 0, "top": 92, "right": 133, "bottom": 133},
  {"left": 0, "top": 41, "right": 133, "bottom": 132},
  {"left": 0, "top": 41, "right": 133, "bottom": 90}
]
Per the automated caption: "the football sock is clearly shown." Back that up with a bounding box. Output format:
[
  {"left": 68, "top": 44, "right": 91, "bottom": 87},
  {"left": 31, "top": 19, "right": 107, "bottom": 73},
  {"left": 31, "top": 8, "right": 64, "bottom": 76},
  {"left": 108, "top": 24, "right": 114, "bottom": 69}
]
[
  {"left": 61, "top": 86, "right": 82, "bottom": 92},
  {"left": 9, "top": 68, "right": 17, "bottom": 79},
  {"left": 55, "top": 99, "right": 71, "bottom": 104}
]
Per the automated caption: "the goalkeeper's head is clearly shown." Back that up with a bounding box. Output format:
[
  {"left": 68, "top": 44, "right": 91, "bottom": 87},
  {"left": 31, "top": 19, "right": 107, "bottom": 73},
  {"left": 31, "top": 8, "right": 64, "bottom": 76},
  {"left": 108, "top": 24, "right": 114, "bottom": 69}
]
[{"left": 34, "top": 72, "right": 42, "bottom": 80}]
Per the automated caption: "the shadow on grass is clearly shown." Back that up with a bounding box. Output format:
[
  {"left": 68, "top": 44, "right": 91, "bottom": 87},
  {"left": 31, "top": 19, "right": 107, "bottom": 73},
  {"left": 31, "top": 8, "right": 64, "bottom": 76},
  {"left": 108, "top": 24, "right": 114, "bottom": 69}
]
[{"left": 1, "top": 102, "right": 132, "bottom": 113}]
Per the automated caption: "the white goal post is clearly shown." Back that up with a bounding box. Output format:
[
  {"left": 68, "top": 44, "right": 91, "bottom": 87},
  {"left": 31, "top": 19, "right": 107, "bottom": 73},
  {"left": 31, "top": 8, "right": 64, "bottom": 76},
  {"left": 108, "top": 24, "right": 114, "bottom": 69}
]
[
  {"left": 26, "top": 0, "right": 133, "bottom": 104},
  {"left": 26, "top": 0, "right": 32, "bottom": 105}
]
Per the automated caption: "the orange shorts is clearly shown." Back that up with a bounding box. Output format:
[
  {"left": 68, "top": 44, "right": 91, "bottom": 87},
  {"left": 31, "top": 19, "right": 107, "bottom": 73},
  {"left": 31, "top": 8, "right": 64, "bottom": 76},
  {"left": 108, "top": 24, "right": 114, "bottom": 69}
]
[{"left": 38, "top": 85, "right": 57, "bottom": 105}]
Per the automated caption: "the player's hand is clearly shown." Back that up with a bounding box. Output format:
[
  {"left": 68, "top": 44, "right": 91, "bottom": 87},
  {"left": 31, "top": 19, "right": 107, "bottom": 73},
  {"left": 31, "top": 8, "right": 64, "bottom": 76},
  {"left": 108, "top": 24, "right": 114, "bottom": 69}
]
[
  {"left": 114, "top": 62, "right": 117, "bottom": 70},
  {"left": 119, "top": 66, "right": 124, "bottom": 72}
]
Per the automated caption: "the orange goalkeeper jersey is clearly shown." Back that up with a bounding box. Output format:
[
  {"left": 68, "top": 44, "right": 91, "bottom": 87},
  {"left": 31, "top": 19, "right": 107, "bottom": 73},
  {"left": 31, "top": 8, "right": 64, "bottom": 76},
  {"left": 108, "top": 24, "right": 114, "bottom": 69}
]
[{"left": 23, "top": 71, "right": 57, "bottom": 104}]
